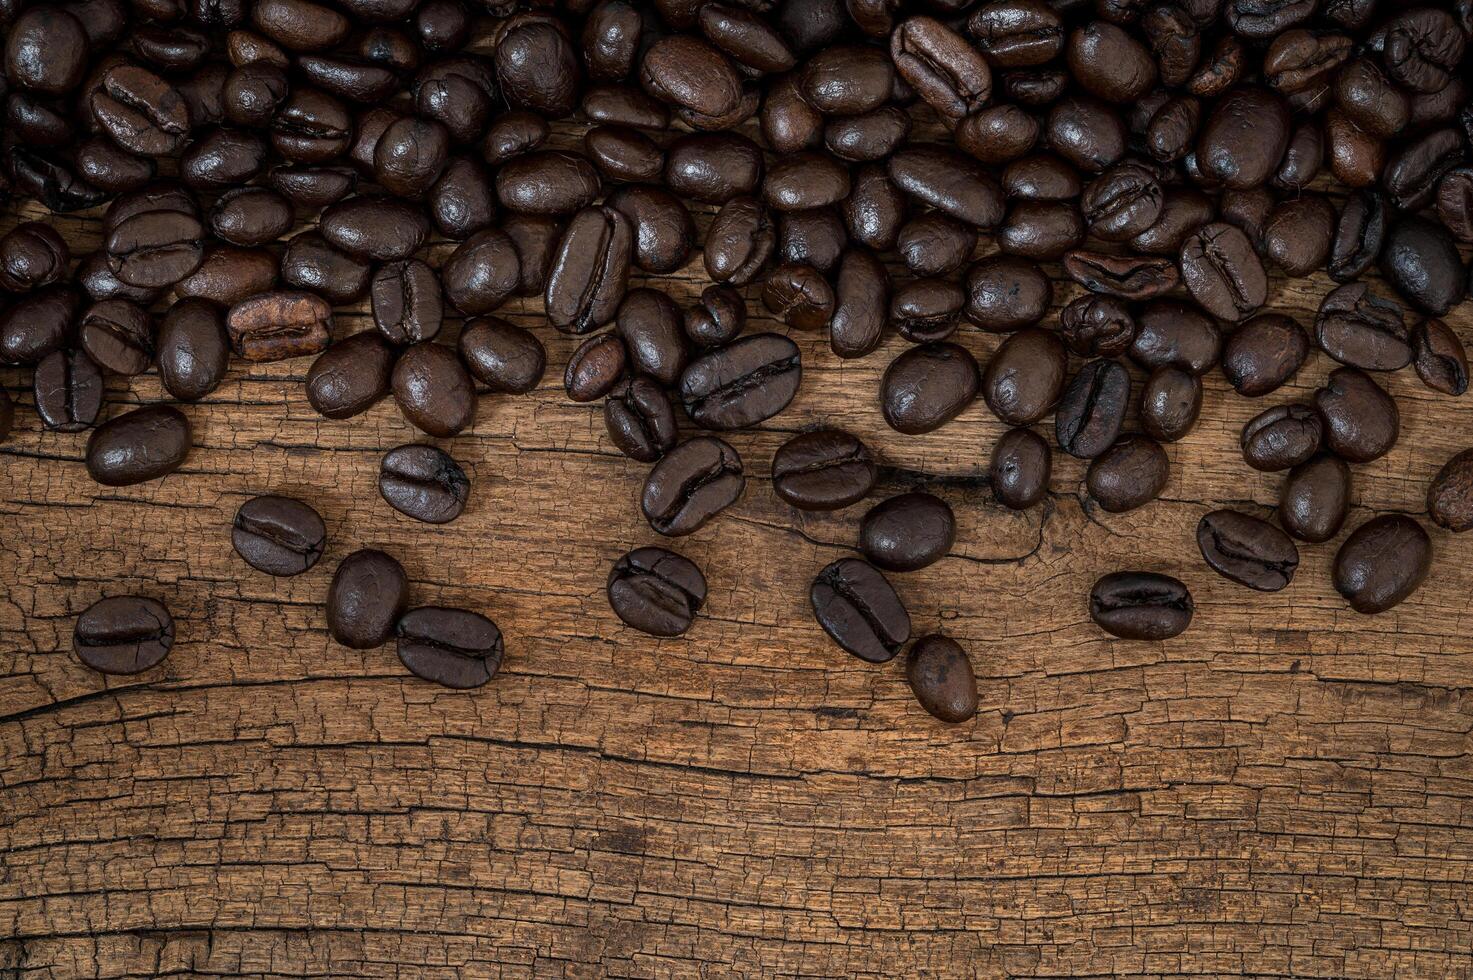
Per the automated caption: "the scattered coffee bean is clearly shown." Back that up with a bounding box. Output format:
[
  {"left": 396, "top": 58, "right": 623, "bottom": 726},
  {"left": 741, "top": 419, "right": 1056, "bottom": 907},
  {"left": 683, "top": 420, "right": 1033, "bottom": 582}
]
[
  {"left": 1087, "top": 436, "right": 1169, "bottom": 513},
  {"left": 1056, "top": 359, "right": 1130, "bottom": 459},
  {"left": 74, "top": 595, "right": 174, "bottom": 674},
  {"left": 1089, "top": 572, "right": 1193, "bottom": 640},
  {"left": 680, "top": 334, "right": 800, "bottom": 430},
  {"left": 1427, "top": 449, "right": 1473, "bottom": 532},
  {"left": 607, "top": 547, "right": 707, "bottom": 637},
  {"left": 1280, "top": 455, "right": 1351, "bottom": 543},
  {"left": 990, "top": 427, "right": 1051, "bottom": 510},
  {"left": 85, "top": 405, "right": 191, "bottom": 486},
  {"left": 1313, "top": 368, "right": 1400, "bottom": 463},
  {"left": 642, "top": 437, "right": 745, "bottom": 536},
  {"left": 33, "top": 349, "right": 104, "bottom": 432},
  {"left": 396, "top": 606, "right": 503, "bottom": 689},
  {"left": 1242, "top": 404, "right": 1323, "bottom": 472},
  {"left": 327, "top": 549, "right": 409, "bottom": 649},
  {"left": 232, "top": 495, "right": 326, "bottom": 576},
  {"left": 1197, "top": 509, "right": 1299, "bottom": 592},
  {"left": 379, "top": 444, "right": 469, "bottom": 525},
  {"left": 1333, "top": 515, "right": 1431, "bottom": 614},
  {"left": 1140, "top": 367, "right": 1202, "bottom": 443},
  {"left": 771, "top": 430, "right": 876, "bottom": 512},
  {"left": 809, "top": 557, "right": 911, "bottom": 663},
  {"left": 905, "top": 634, "right": 978, "bottom": 724},
  {"left": 859, "top": 492, "right": 955, "bottom": 572}
]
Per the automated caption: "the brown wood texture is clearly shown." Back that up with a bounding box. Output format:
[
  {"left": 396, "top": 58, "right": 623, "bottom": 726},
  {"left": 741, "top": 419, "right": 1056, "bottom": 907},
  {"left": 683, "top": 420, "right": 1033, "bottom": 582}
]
[{"left": 4, "top": 139, "right": 1473, "bottom": 977}]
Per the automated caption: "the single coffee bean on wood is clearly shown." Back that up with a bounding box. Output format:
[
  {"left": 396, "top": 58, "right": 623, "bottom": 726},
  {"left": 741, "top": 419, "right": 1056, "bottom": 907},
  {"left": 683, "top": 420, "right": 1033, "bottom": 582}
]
[
  {"left": 642, "top": 437, "right": 745, "bottom": 537},
  {"left": 859, "top": 492, "right": 955, "bottom": 572},
  {"left": 74, "top": 595, "right": 175, "bottom": 675},
  {"left": 85, "top": 405, "right": 191, "bottom": 486},
  {"left": 231, "top": 495, "right": 326, "bottom": 576},
  {"left": 327, "top": 549, "right": 409, "bottom": 649},
  {"left": 905, "top": 635, "right": 979, "bottom": 724},
  {"left": 1427, "top": 449, "right": 1473, "bottom": 532},
  {"left": 1197, "top": 509, "right": 1299, "bottom": 592},
  {"left": 396, "top": 606, "right": 503, "bottom": 689},
  {"left": 1332, "top": 515, "right": 1432, "bottom": 614},
  {"left": 771, "top": 429, "right": 876, "bottom": 512},
  {"left": 809, "top": 557, "right": 911, "bottom": 664},
  {"left": 607, "top": 547, "right": 708, "bottom": 637},
  {"left": 379, "top": 444, "right": 470, "bottom": 524},
  {"left": 1089, "top": 572, "right": 1193, "bottom": 640}
]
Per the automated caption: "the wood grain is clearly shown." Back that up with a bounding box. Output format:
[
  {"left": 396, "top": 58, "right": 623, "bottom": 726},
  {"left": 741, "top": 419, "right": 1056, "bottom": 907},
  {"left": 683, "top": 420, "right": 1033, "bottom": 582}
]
[{"left": 3, "top": 133, "right": 1473, "bottom": 978}]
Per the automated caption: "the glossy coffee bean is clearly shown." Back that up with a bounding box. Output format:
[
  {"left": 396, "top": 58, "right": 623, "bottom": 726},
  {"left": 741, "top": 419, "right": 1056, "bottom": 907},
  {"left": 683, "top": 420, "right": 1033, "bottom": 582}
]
[
  {"left": 1087, "top": 435, "right": 1169, "bottom": 513},
  {"left": 1197, "top": 509, "right": 1299, "bottom": 592},
  {"left": 1314, "top": 368, "right": 1399, "bottom": 463},
  {"left": 705, "top": 196, "right": 775, "bottom": 286},
  {"left": 306, "top": 331, "right": 393, "bottom": 420},
  {"left": 680, "top": 333, "right": 801, "bottom": 430},
  {"left": 458, "top": 317, "right": 545, "bottom": 394},
  {"left": 1059, "top": 295, "right": 1133, "bottom": 358},
  {"left": 0, "top": 286, "right": 76, "bottom": 366},
  {"left": 606, "top": 184, "right": 696, "bottom": 275},
  {"left": 0, "top": 222, "right": 68, "bottom": 292},
  {"left": 1130, "top": 301, "right": 1221, "bottom": 376},
  {"left": 860, "top": 492, "right": 954, "bottom": 572},
  {"left": 226, "top": 291, "right": 331, "bottom": 362},
  {"left": 78, "top": 299, "right": 152, "bottom": 376},
  {"left": 1329, "top": 189, "right": 1388, "bottom": 282},
  {"left": 1140, "top": 367, "right": 1202, "bottom": 443},
  {"left": 888, "top": 145, "right": 1004, "bottom": 228},
  {"left": 1412, "top": 319, "right": 1469, "bottom": 396},
  {"left": 1197, "top": 86, "right": 1289, "bottom": 189},
  {"left": 1315, "top": 282, "right": 1410, "bottom": 371},
  {"left": 604, "top": 376, "right": 677, "bottom": 463},
  {"left": 281, "top": 231, "right": 371, "bottom": 305},
  {"left": 881, "top": 342, "right": 979, "bottom": 435},
  {"left": 641, "top": 436, "right": 745, "bottom": 537},
  {"left": 990, "top": 427, "right": 1050, "bottom": 510},
  {"left": 1280, "top": 454, "right": 1351, "bottom": 543},
  {"left": 1063, "top": 250, "right": 1179, "bottom": 300},
  {"left": 392, "top": 341, "right": 475, "bottom": 437},
  {"left": 153, "top": 300, "right": 227, "bottom": 403},
  {"left": 963, "top": 255, "right": 1050, "bottom": 332},
  {"left": 327, "top": 549, "right": 408, "bottom": 649},
  {"left": 33, "top": 349, "right": 104, "bottom": 432},
  {"left": 982, "top": 328, "right": 1067, "bottom": 426},
  {"left": 762, "top": 263, "right": 834, "bottom": 330},
  {"left": 1428, "top": 448, "right": 1473, "bottom": 534},
  {"left": 320, "top": 196, "right": 427, "bottom": 262},
  {"left": 396, "top": 606, "right": 503, "bottom": 689},
  {"left": 1333, "top": 516, "right": 1431, "bottom": 614},
  {"left": 1241, "top": 404, "right": 1322, "bottom": 472},
  {"left": 1221, "top": 314, "right": 1309, "bottom": 396},
  {"left": 1179, "top": 222, "right": 1266, "bottom": 323},
  {"left": 1380, "top": 215, "right": 1467, "bottom": 318},
  {"left": 684, "top": 285, "right": 746, "bottom": 349},
  {"left": 546, "top": 206, "right": 631, "bottom": 334},
  {"left": 777, "top": 208, "right": 846, "bottom": 274},
  {"left": 231, "top": 495, "right": 325, "bottom": 576},
  {"left": 209, "top": 187, "right": 293, "bottom": 247},
  {"left": 74, "top": 596, "right": 174, "bottom": 675},
  {"left": 441, "top": 229, "right": 521, "bottom": 317},
  {"left": 905, "top": 635, "right": 978, "bottom": 724},
  {"left": 1089, "top": 571, "right": 1193, "bottom": 640},
  {"left": 371, "top": 260, "right": 442, "bottom": 345},
  {"left": 379, "top": 444, "right": 469, "bottom": 524},
  {"left": 771, "top": 429, "right": 876, "bottom": 512},
  {"left": 564, "top": 333, "right": 627, "bottom": 403},
  {"left": 897, "top": 213, "right": 975, "bottom": 277},
  {"left": 829, "top": 248, "right": 888, "bottom": 359},
  {"left": 85, "top": 405, "right": 191, "bottom": 486},
  {"left": 810, "top": 557, "right": 910, "bottom": 663},
  {"left": 178, "top": 246, "right": 278, "bottom": 306},
  {"left": 1056, "top": 359, "right": 1130, "bottom": 459},
  {"left": 607, "top": 547, "right": 707, "bottom": 637}
]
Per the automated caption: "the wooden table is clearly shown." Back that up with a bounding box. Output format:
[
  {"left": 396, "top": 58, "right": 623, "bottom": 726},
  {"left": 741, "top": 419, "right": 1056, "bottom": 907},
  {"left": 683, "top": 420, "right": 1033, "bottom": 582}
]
[{"left": 3, "top": 174, "right": 1473, "bottom": 978}]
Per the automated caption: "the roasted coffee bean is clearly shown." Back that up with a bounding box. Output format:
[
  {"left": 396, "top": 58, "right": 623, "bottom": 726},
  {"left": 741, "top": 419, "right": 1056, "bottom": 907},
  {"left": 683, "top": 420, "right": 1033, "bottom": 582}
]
[
  {"left": 1002, "top": 154, "right": 1082, "bottom": 201},
  {"left": 680, "top": 333, "right": 801, "bottom": 430},
  {"left": 997, "top": 200, "right": 1083, "bottom": 259},
  {"left": 664, "top": 132, "right": 762, "bottom": 204},
  {"left": 989, "top": 427, "right": 1051, "bottom": 509},
  {"left": 1333, "top": 515, "right": 1431, "bottom": 614},
  {"left": 891, "top": 278, "right": 963, "bottom": 343},
  {"left": 905, "top": 634, "right": 978, "bottom": 724},
  {"left": 969, "top": 0, "right": 1064, "bottom": 67},
  {"left": 758, "top": 263, "right": 832, "bottom": 331},
  {"left": 1435, "top": 168, "right": 1473, "bottom": 241},
  {"left": 77, "top": 252, "right": 158, "bottom": 306},
  {"left": 1314, "top": 367, "right": 1399, "bottom": 463},
  {"left": 392, "top": 341, "right": 475, "bottom": 437},
  {"left": 1380, "top": 215, "right": 1467, "bottom": 317},
  {"left": 1217, "top": 185, "right": 1273, "bottom": 249},
  {"left": 1273, "top": 121, "right": 1325, "bottom": 192},
  {"left": 1062, "top": 250, "right": 1179, "bottom": 300},
  {"left": 982, "top": 328, "right": 1067, "bottom": 426},
  {"left": 581, "top": 83, "right": 669, "bottom": 130},
  {"left": 226, "top": 291, "right": 331, "bottom": 362},
  {"left": 564, "top": 332, "right": 627, "bottom": 403},
  {"left": 8, "top": 146, "right": 109, "bottom": 213},
  {"left": 1315, "top": 283, "right": 1410, "bottom": 371},
  {"left": 777, "top": 208, "right": 846, "bottom": 274},
  {"left": 798, "top": 44, "right": 894, "bottom": 115},
  {"left": 1325, "top": 107, "right": 1385, "bottom": 188},
  {"left": 502, "top": 214, "right": 560, "bottom": 297},
  {"left": 888, "top": 145, "right": 1004, "bottom": 228},
  {"left": 1197, "top": 509, "right": 1299, "bottom": 592},
  {"left": 761, "top": 152, "right": 850, "bottom": 214},
  {"left": 829, "top": 248, "right": 887, "bottom": 359},
  {"left": 604, "top": 376, "right": 677, "bottom": 463},
  {"left": 1081, "top": 161, "right": 1162, "bottom": 241},
  {"left": 897, "top": 213, "right": 976, "bottom": 277},
  {"left": 1335, "top": 56, "right": 1408, "bottom": 137},
  {"left": 844, "top": 163, "right": 906, "bottom": 251},
  {"left": 78, "top": 299, "right": 152, "bottom": 376},
  {"left": 963, "top": 255, "right": 1050, "bottom": 332},
  {"left": 1197, "top": 86, "right": 1290, "bottom": 189},
  {"left": 1089, "top": 571, "right": 1193, "bottom": 640},
  {"left": 1140, "top": 367, "right": 1202, "bottom": 443},
  {"left": 615, "top": 289, "right": 687, "bottom": 386},
  {"left": 1279, "top": 454, "right": 1351, "bottom": 543},
  {"left": 371, "top": 260, "right": 442, "bottom": 346},
  {"left": 771, "top": 429, "right": 876, "bottom": 512},
  {"left": 232, "top": 495, "right": 325, "bottom": 576},
  {"left": 327, "top": 549, "right": 408, "bottom": 649},
  {"left": 106, "top": 207, "right": 204, "bottom": 290},
  {"left": 33, "top": 349, "right": 104, "bottom": 432},
  {"left": 209, "top": 187, "right": 293, "bottom": 248},
  {"left": 306, "top": 331, "right": 393, "bottom": 420},
  {"left": 1132, "top": 190, "right": 1215, "bottom": 256},
  {"left": 880, "top": 342, "right": 979, "bottom": 435},
  {"left": 684, "top": 284, "right": 746, "bottom": 349},
  {"left": 379, "top": 444, "right": 469, "bottom": 524},
  {"left": 178, "top": 245, "right": 278, "bottom": 306},
  {"left": 546, "top": 206, "right": 631, "bottom": 335},
  {"left": 1056, "top": 359, "right": 1130, "bottom": 459},
  {"left": 1242, "top": 404, "right": 1322, "bottom": 471},
  {"left": 859, "top": 492, "right": 954, "bottom": 572},
  {"left": 459, "top": 317, "right": 544, "bottom": 394},
  {"left": 826, "top": 106, "right": 912, "bottom": 162},
  {"left": 396, "top": 606, "right": 503, "bottom": 689},
  {"left": 441, "top": 229, "right": 520, "bottom": 317},
  {"left": 640, "top": 35, "right": 742, "bottom": 118},
  {"left": 0, "top": 286, "right": 76, "bottom": 366},
  {"left": 1260, "top": 196, "right": 1334, "bottom": 277},
  {"left": 1059, "top": 295, "right": 1134, "bottom": 358},
  {"left": 496, "top": 21, "right": 579, "bottom": 117},
  {"left": 156, "top": 299, "right": 229, "bottom": 402},
  {"left": 891, "top": 15, "right": 991, "bottom": 120},
  {"left": 607, "top": 547, "right": 707, "bottom": 638},
  {"left": 595, "top": 184, "right": 694, "bottom": 277},
  {"left": 1329, "top": 189, "right": 1388, "bottom": 282},
  {"left": 74, "top": 596, "right": 174, "bottom": 674},
  {"left": 85, "top": 405, "right": 190, "bottom": 486},
  {"left": 1087, "top": 435, "right": 1169, "bottom": 513},
  {"left": 955, "top": 105, "right": 1038, "bottom": 166},
  {"left": 1179, "top": 222, "right": 1266, "bottom": 323},
  {"left": 1383, "top": 127, "right": 1463, "bottom": 212},
  {"left": 704, "top": 196, "right": 775, "bottom": 286},
  {"left": 810, "top": 557, "right": 910, "bottom": 663},
  {"left": 586, "top": 125, "right": 664, "bottom": 184},
  {"left": 1130, "top": 301, "right": 1221, "bottom": 376},
  {"left": 428, "top": 157, "right": 496, "bottom": 240},
  {"left": 1428, "top": 449, "right": 1473, "bottom": 532},
  {"left": 1412, "top": 319, "right": 1469, "bottom": 396},
  {"left": 319, "top": 196, "right": 427, "bottom": 263},
  {"left": 583, "top": 0, "right": 642, "bottom": 80},
  {"left": 0, "top": 222, "right": 68, "bottom": 292},
  {"left": 281, "top": 231, "right": 371, "bottom": 305},
  {"left": 1222, "top": 314, "right": 1310, "bottom": 396},
  {"left": 1044, "top": 95, "right": 1127, "bottom": 173},
  {"left": 269, "top": 164, "right": 356, "bottom": 210},
  {"left": 641, "top": 436, "right": 745, "bottom": 536}
]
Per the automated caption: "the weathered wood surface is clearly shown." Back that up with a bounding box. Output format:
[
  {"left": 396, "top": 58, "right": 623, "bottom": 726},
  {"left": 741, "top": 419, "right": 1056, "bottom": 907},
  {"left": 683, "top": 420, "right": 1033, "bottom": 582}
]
[{"left": 4, "top": 170, "right": 1473, "bottom": 978}]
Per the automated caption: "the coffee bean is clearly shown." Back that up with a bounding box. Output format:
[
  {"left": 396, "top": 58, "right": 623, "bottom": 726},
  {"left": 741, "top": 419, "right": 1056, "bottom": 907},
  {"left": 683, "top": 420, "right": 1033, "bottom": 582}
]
[
  {"left": 705, "top": 196, "right": 775, "bottom": 286},
  {"left": 772, "top": 429, "right": 876, "bottom": 512},
  {"left": 392, "top": 341, "right": 476, "bottom": 437},
  {"left": 982, "top": 328, "right": 1067, "bottom": 426},
  {"left": 33, "top": 349, "right": 104, "bottom": 432},
  {"left": 1197, "top": 509, "right": 1299, "bottom": 592},
  {"left": 1087, "top": 435, "right": 1169, "bottom": 513},
  {"left": 1197, "top": 86, "right": 1289, "bottom": 188},
  {"left": 565, "top": 333, "right": 627, "bottom": 403},
  {"left": 826, "top": 106, "right": 912, "bottom": 162},
  {"left": 1131, "top": 189, "right": 1215, "bottom": 255},
  {"left": 606, "top": 184, "right": 696, "bottom": 275},
  {"left": 371, "top": 260, "right": 443, "bottom": 346},
  {"left": 1179, "top": 222, "right": 1267, "bottom": 323},
  {"left": 1435, "top": 168, "right": 1473, "bottom": 241},
  {"left": 844, "top": 163, "right": 906, "bottom": 251},
  {"left": 85, "top": 404, "right": 191, "bottom": 486},
  {"left": 226, "top": 291, "right": 331, "bottom": 362},
  {"left": 1221, "top": 314, "right": 1310, "bottom": 396},
  {"left": 889, "top": 145, "right": 1004, "bottom": 228},
  {"left": 1412, "top": 318, "right": 1469, "bottom": 396},
  {"left": 1089, "top": 571, "right": 1193, "bottom": 640},
  {"left": 905, "top": 634, "right": 978, "bottom": 724},
  {"left": 379, "top": 444, "right": 469, "bottom": 524},
  {"left": 1056, "top": 359, "right": 1130, "bottom": 459},
  {"left": 306, "top": 331, "right": 393, "bottom": 420},
  {"left": 1329, "top": 189, "right": 1388, "bottom": 283},
  {"left": 640, "top": 35, "right": 742, "bottom": 118},
  {"left": 1130, "top": 300, "right": 1222, "bottom": 376},
  {"left": 106, "top": 206, "right": 205, "bottom": 289},
  {"left": 810, "top": 557, "right": 910, "bottom": 663},
  {"left": 1313, "top": 367, "right": 1399, "bottom": 463},
  {"left": 665, "top": 132, "right": 762, "bottom": 204},
  {"left": 0, "top": 222, "right": 68, "bottom": 292},
  {"left": 830, "top": 248, "right": 888, "bottom": 359},
  {"left": 1314, "top": 282, "right": 1410, "bottom": 371},
  {"left": 684, "top": 285, "right": 746, "bottom": 349},
  {"left": 604, "top": 376, "right": 677, "bottom": 463},
  {"left": 680, "top": 333, "right": 801, "bottom": 430},
  {"left": 897, "top": 213, "right": 976, "bottom": 277},
  {"left": 1063, "top": 250, "right": 1180, "bottom": 301},
  {"left": 860, "top": 492, "right": 954, "bottom": 572},
  {"left": 777, "top": 208, "right": 846, "bottom": 274},
  {"left": 881, "top": 342, "right": 979, "bottom": 435},
  {"left": 441, "top": 228, "right": 520, "bottom": 317},
  {"left": 74, "top": 595, "right": 174, "bottom": 674},
  {"left": 78, "top": 299, "right": 152, "bottom": 377},
  {"left": 892, "top": 15, "right": 991, "bottom": 120},
  {"left": 1333, "top": 515, "right": 1431, "bottom": 614},
  {"left": 762, "top": 263, "right": 835, "bottom": 330},
  {"left": 891, "top": 278, "right": 963, "bottom": 343},
  {"left": 641, "top": 436, "right": 745, "bottom": 536},
  {"left": 1381, "top": 215, "right": 1467, "bottom": 318},
  {"left": 1242, "top": 404, "right": 1322, "bottom": 471},
  {"left": 1427, "top": 449, "right": 1473, "bottom": 532},
  {"left": 231, "top": 495, "right": 325, "bottom": 576},
  {"left": 546, "top": 206, "right": 631, "bottom": 335},
  {"left": 1140, "top": 367, "right": 1202, "bottom": 443},
  {"left": 963, "top": 255, "right": 1050, "bottom": 331},
  {"left": 458, "top": 317, "right": 545, "bottom": 395},
  {"left": 327, "top": 549, "right": 408, "bottom": 649},
  {"left": 1060, "top": 295, "right": 1135, "bottom": 358},
  {"left": 396, "top": 606, "right": 503, "bottom": 689},
  {"left": 799, "top": 44, "right": 894, "bottom": 115},
  {"left": 607, "top": 547, "right": 707, "bottom": 637},
  {"left": 990, "top": 427, "right": 1051, "bottom": 510},
  {"left": 1280, "top": 454, "right": 1351, "bottom": 543}
]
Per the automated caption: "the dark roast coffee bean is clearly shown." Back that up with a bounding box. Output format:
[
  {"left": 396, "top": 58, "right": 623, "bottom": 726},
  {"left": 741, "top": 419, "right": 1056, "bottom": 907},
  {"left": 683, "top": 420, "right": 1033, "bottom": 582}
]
[
  {"left": 1222, "top": 314, "right": 1310, "bottom": 396},
  {"left": 458, "top": 317, "right": 545, "bottom": 394},
  {"left": 396, "top": 607, "right": 503, "bottom": 689},
  {"left": 606, "top": 184, "right": 696, "bottom": 275},
  {"left": 1130, "top": 301, "right": 1221, "bottom": 376},
  {"left": 1380, "top": 215, "right": 1467, "bottom": 317},
  {"left": 905, "top": 634, "right": 978, "bottom": 724},
  {"left": 616, "top": 289, "right": 687, "bottom": 386},
  {"left": 704, "top": 196, "right": 775, "bottom": 286},
  {"left": 777, "top": 208, "right": 846, "bottom": 274},
  {"left": 1329, "top": 189, "right": 1388, "bottom": 282},
  {"left": 969, "top": 0, "right": 1064, "bottom": 68},
  {"left": 826, "top": 106, "right": 911, "bottom": 162},
  {"left": 1062, "top": 251, "right": 1177, "bottom": 301},
  {"left": 771, "top": 429, "right": 876, "bottom": 512},
  {"left": 1412, "top": 318, "right": 1469, "bottom": 396},
  {"left": 809, "top": 557, "right": 910, "bottom": 663},
  {"left": 8, "top": 146, "right": 109, "bottom": 213},
  {"left": 502, "top": 214, "right": 560, "bottom": 297},
  {"left": 177, "top": 246, "right": 278, "bottom": 307},
  {"left": 1314, "top": 367, "right": 1399, "bottom": 463},
  {"left": 226, "top": 291, "right": 331, "bottom": 362},
  {"left": 1333, "top": 515, "right": 1431, "bottom": 614},
  {"left": 156, "top": 299, "right": 228, "bottom": 402},
  {"left": 0, "top": 286, "right": 76, "bottom": 366},
  {"left": 1056, "top": 359, "right": 1130, "bottom": 459},
  {"left": 581, "top": 83, "right": 669, "bottom": 130},
  {"left": 762, "top": 263, "right": 835, "bottom": 330},
  {"left": 85, "top": 405, "right": 191, "bottom": 486},
  {"left": 74, "top": 596, "right": 174, "bottom": 675},
  {"left": 1197, "top": 509, "right": 1299, "bottom": 592},
  {"left": 997, "top": 200, "right": 1084, "bottom": 259},
  {"left": 564, "top": 332, "right": 627, "bottom": 403},
  {"left": 371, "top": 260, "right": 443, "bottom": 346},
  {"left": 956, "top": 105, "right": 1038, "bottom": 166},
  {"left": 428, "top": 157, "right": 496, "bottom": 241},
  {"left": 762, "top": 152, "right": 850, "bottom": 213},
  {"left": 1280, "top": 454, "right": 1350, "bottom": 543},
  {"left": 1140, "top": 367, "right": 1202, "bottom": 443},
  {"left": 327, "top": 549, "right": 408, "bottom": 649},
  {"left": 640, "top": 35, "right": 742, "bottom": 118},
  {"left": 990, "top": 427, "right": 1051, "bottom": 510},
  {"left": 982, "top": 328, "right": 1067, "bottom": 426},
  {"left": 1179, "top": 222, "right": 1266, "bottom": 323},
  {"left": 209, "top": 187, "right": 293, "bottom": 247},
  {"left": 1131, "top": 189, "right": 1215, "bottom": 255},
  {"left": 33, "top": 349, "right": 104, "bottom": 432},
  {"left": 1428, "top": 449, "right": 1473, "bottom": 532},
  {"left": 269, "top": 164, "right": 356, "bottom": 210},
  {"left": 680, "top": 333, "right": 801, "bottom": 430},
  {"left": 1002, "top": 154, "right": 1081, "bottom": 201},
  {"left": 0, "top": 222, "right": 68, "bottom": 292},
  {"left": 641, "top": 436, "right": 745, "bottom": 536},
  {"left": 1081, "top": 161, "right": 1162, "bottom": 241},
  {"left": 664, "top": 132, "right": 762, "bottom": 204},
  {"left": 607, "top": 547, "right": 708, "bottom": 637},
  {"left": 281, "top": 231, "right": 371, "bottom": 305},
  {"left": 232, "top": 495, "right": 325, "bottom": 576},
  {"left": 78, "top": 299, "right": 152, "bottom": 376},
  {"left": 1315, "top": 283, "right": 1410, "bottom": 371},
  {"left": 320, "top": 196, "right": 428, "bottom": 262},
  {"left": 496, "top": 21, "right": 579, "bottom": 117},
  {"left": 583, "top": 0, "right": 641, "bottom": 81},
  {"left": 1382, "top": 127, "right": 1462, "bottom": 212},
  {"left": 604, "top": 376, "right": 677, "bottom": 463},
  {"left": 881, "top": 342, "right": 979, "bottom": 434},
  {"left": 888, "top": 145, "right": 1004, "bottom": 228},
  {"left": 798, "top": 44, "right": 894, "bottom": 115},
  {"left": 1242, "top": 404, "right": 1322, "bottom": 472},
  {"left": 963, "top": 255, "right": 1050, "bottom": 331},
  {"left": 441, "top": 229, "right": 520, "bottom": 317},
  {"left": 891, "top": 15, "right": 991, "bottom": 120},
  {"left": 1087, "top": 435, "right": 1169, "bottom": 513},
  {"left": 1197, "top": 87, "right": 1289, "bottom": 189},
  {"left": 1045, "top": 96, "right": 1127, "bottom": 173},
  {"left": 586, "top": 125, "right": 664, "bottom": 184},
  {"left": 684, "top": 284, "right": 746, "bottom": 349},
  {"left": 106, "top": 208, "right": 205, "bottom": 290},
  {"left": 1089, "top": 571, "right": 1193, "bottom": 640},
  {"left": 1261, "top": 195, "right": 1335, "bottom": 276},
  {"left": 546, "top": 206, "right": 631, "bottom": 335},
  {"left": 392, "top": 341, "right": 475, "bottom": 437},
  {"left": 829, "top": 248, "right": 888, "bottom": 360},
  {"left": 844, "top": 163, "right": 906, "bottom": 251},
  {"left": 1435, "top": 168, "right": 1473, "bottom": 241},
  {"left": 897, "top": 213, "right": 976, "bottom": 277},
  {"left": 306, "top": 331, "right": 393, "bottom": 420},
  {"left": 379, "top": 444, "right": 469, "bottom": 524},
  {"left": 1060, "top": 295, "right": 1134, "bottom": 358},
  {"left": 860, "top": 492, "right": 954, "bottom": 572}
]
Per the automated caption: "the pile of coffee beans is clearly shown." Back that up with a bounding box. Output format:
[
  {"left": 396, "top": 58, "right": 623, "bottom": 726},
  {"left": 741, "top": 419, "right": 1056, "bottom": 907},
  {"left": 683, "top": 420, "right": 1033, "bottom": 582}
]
[{"left": 2, "top": 0, "right": 1471, "bottom": 720}]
